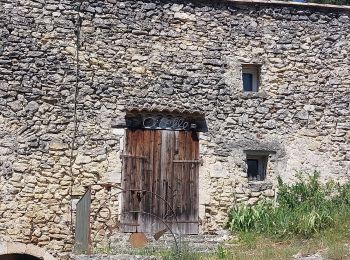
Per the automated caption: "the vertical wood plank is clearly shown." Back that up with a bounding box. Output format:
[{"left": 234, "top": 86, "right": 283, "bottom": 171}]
[
  {"left": 178, "top": 131, "right": 187, "bottom": 234},
  {"left": 147, "top": 130, "right": 156, "bottom": 232},
  {"left": 141, "top": 130, "right": 151, "bottom": 232},
  {"left": 191, "top": 132, "right": 199, "bottom": 233},
  {"left": 135, "top": 130, "right": 147, "bottom": 232},
  {"left": 122, "top": 130, "right": 133, "bottom": 232},
  {"left": 173, "top": 131, "right": 182, "bottom": 233},
  {"left": 153, "top": 130, "right": 162, "bottom": 231},
  {"left": 164, "top": 131, "right": 175, "bottom": 231},
  {"left": 131, "top": 130, "right": 138, "bottom": 232},
  {"left": 186, "top": 131, "right": 192, "bottom": 234},
  {"left": 159, "top": 131, "right": 168, "bottom": 227}
]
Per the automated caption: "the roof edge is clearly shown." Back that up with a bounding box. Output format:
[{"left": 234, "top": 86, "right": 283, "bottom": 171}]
[{"left": 224, "top": 0, "right": 350, "bottom": 11}]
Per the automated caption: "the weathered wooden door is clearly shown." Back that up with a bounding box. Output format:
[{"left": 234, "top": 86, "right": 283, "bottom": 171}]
[{"left": 121, "top": 129, "right": 199, "bottom": 234}]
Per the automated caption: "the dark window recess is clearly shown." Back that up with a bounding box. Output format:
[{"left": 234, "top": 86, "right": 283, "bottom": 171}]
[
  {"left": 246, "top": 156, "right": 267, "bottom": 181},
  {"left": 243, "top": 73, "right": 253, "bottom": 91},
  {"left": 242, "top": 64, "right": 260, "bottom": 92},
  {"left": 247, "top": 159, "right": 259, "bottom": 179}
]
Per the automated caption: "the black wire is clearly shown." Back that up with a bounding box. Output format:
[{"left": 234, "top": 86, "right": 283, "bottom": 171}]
[{"left": 69, "top": 1, "right": 83, "bottom": 233}]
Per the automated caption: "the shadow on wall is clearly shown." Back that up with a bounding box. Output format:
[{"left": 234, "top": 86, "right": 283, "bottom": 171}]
[{"left": 0, "top": 255, "right": 39, "bottom": 260}]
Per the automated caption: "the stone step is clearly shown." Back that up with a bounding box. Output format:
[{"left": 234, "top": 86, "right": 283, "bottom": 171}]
[{"left": 91, "top": 232, "right": 232, "bottom": 255}]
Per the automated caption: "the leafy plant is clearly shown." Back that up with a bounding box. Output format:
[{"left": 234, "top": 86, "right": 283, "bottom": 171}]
[
  {"left": 216, "top": 244, "right": 229, "bottom": 259},
  {"left": 228, "top": 172, "right": 350, "bottom": 238}
]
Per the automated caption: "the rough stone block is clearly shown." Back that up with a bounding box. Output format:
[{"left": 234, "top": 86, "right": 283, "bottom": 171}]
[
  {"left": 25, "top": 245, "right": 45, "bottom": 258},
  {"left": 210, "top": 163, "right": 229, "bottom": 178},
  {"left": 0, "top": 242, "right": 8, "bottom": 255},
  {"left": 7, "top": 242, "right": 26, "bottom": 254},
  {"left": 247, "top": 197, "right": 260, "bottom": 205},
  {"left": 43, "top": 251, "right": 57, "bottom": 260},
  {"left": 49, "top": 142, "right": 68, "bottom": 151}
]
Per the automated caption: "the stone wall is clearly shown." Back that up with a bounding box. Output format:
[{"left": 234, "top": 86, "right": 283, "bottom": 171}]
[{"left": 0, "top": 0, "right": 349, "bottom": 256}]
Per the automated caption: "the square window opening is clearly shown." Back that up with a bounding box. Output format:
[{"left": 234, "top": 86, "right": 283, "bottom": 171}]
[
  {"left": 246, "top": 155, "right": 267, "bottom": 181},
  {"left": 242, "top": 64, "right": 260, "bottom": 92}
]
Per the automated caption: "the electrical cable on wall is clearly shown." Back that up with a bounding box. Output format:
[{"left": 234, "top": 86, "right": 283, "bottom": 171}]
[{"left": 69, "top": 1, "right": 83, "bottom": 233}]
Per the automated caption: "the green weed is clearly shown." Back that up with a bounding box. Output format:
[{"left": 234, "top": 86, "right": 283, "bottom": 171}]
[
  {"left": 228, "top": 171, "right": 350, "bottom": 238},
  {"left": 216, "top": 244, "right": 229, "bottom": 259}
]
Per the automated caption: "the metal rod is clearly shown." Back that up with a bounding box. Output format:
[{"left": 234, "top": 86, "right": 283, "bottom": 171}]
[{"left": 90, "top": 186, "right": 183, "bottom": 253}]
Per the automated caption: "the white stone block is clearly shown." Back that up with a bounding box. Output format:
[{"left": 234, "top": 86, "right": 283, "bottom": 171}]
[
  {"left": 0, "top": 242, "right": 8, "bottom": 255},
  {"left": 210, "top": 163, "right": 229, "bottom": 178},
  {"left": 25, "top": 245, "right": 45, "bottom": 258},
  {"left": 7, "top": 242, "right": 26, "bottom": 254},
  {"left": 112, "top": 128, "right": 125, "bottom": 136},
  {"left": 43, "top": 251, "right": 57, "bottom": 260}
]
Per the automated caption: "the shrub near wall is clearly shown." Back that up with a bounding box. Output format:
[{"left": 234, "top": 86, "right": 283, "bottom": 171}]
[{"left": 228, "top": 172, "right": 350, "bottom": 238}]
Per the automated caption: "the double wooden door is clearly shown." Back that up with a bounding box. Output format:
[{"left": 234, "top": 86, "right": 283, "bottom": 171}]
[{"left": 121, "top": 129, "right": 199, "bottom": 234}]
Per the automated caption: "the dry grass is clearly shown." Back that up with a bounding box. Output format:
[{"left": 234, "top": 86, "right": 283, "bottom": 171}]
[
  {"left": 135, "top": 223, "right": 350, "bottom": 259},
  {"left": 95, "top": 214, "right": 350, "bottom": 259},
  {"left": 212, "top": 224, "right": 350, "bottom": 260}
]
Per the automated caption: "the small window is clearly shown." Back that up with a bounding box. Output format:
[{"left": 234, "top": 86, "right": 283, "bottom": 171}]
[
  {"left": 246, "top": 155, "right": 267, "bottom": 181},
  {"left": 242, "top": 65, "right": 260, "bottom": 92}
]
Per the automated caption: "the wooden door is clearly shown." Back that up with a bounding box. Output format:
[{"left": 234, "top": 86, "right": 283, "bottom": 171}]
[{"left": 121, "top": 129, "right": 199, "bottom": 234}]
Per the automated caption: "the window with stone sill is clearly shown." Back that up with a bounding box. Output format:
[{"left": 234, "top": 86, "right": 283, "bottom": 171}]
[
  {"left": 242, "top": 64, "right": 260, "bottom": 92},
  {"left": 245, "top": 152, "right": 268, "bottom": 181}
]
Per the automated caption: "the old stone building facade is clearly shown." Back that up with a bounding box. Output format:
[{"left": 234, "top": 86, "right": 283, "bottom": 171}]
[{"left": 0, "top": 0, "right": 349, "bottom": 257}]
